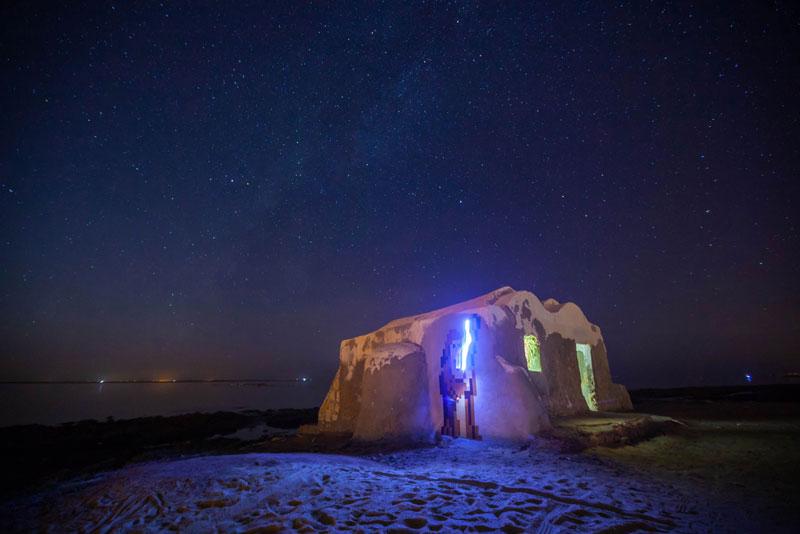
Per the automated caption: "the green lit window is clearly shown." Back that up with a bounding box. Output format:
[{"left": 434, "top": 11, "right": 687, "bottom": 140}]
[
  {"left": 523, "top": 334, "right": 541, "bottom": 372},
  {"left": 576, "top": 343, "right": 598, "bottom": 411}
]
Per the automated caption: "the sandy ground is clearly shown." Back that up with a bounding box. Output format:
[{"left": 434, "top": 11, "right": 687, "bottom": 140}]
[
  {"left": 3, "top": 390, "right": 798, "bottom": 532},
  {"left": 0, "top": 438, "right": 769, "bottom": 533}
]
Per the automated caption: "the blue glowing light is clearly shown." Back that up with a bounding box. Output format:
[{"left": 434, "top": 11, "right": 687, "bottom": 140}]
[
  {"left": 459, "top": 319, "right": 472, "bottom": 370},
  {"left": 745, "top": 373, "right": 752, "bottom": 383}
]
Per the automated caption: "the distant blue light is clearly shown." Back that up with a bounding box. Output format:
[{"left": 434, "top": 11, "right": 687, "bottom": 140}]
[
  {"left": 459, "top": 319, "right": 472, "bottom": 371},
  {"left": 744, "top": 373, "right": 752, "bottom": 383}
]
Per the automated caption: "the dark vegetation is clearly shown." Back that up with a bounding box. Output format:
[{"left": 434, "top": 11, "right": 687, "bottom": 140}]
[
  {"left": 630, "top": 384, "right": 800, "bottom": 419},
  {"left": 601, "top": 384, "right": 800, "bottom": 531},
  {"left": 0, "top": 408, "right": 317, "bottom": 497},
  {"left": 631, "top": 383, "right": 800, "bottom": 403}
]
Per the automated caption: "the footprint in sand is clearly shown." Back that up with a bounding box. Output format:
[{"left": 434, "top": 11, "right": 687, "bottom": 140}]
[
  {"left": 403, "top": 517, "right": 428, "bottom": 529},
  {"left": 311, "top": 509, "right": 335, "bottom": 526},
  {"left": 195, "top": 498, "right": 236, "bottom": 509}
]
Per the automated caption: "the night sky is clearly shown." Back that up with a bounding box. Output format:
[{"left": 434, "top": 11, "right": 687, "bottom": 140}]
[{"left": 1, "top": 1, "right": 798, "bottom": 393}]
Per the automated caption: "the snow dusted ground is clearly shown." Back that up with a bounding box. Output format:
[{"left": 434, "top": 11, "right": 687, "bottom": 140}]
[{"left": 2, "top": 439, "right": 761, "bottom": 532}]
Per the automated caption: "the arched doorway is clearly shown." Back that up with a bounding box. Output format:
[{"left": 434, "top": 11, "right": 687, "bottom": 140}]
[{"left": 439, "top": 316, "right": 480, "bottom": 439}]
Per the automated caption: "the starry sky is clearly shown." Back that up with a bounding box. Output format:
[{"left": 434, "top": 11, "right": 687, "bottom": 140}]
[{"left": 1, "top": 1, "right": 798, "bottom": 393}]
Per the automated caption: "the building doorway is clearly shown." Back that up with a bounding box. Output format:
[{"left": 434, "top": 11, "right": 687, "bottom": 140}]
[
  {"left": 439, "top": 317, "right": 480, "bottom": 439},
  {"left": 575, "top": 343, "right": 599, "bottom": 411}
]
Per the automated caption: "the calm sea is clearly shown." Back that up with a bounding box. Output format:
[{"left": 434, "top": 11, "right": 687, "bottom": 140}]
[{"left": 0, "top": 382, "right": 324, "bottom": 427}]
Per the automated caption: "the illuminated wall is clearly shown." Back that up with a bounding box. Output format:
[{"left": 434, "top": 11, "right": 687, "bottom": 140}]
[
  {"left": 523, "top": 334, "right": 541, "bottom": 372},
  {"left": 575, "top": 343, "right": 598, "bottom": 411}
]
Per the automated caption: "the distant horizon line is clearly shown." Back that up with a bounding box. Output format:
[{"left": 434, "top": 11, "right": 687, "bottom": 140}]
[{"left": 0, "top": 378, "right": 307, "bottom": 385}]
